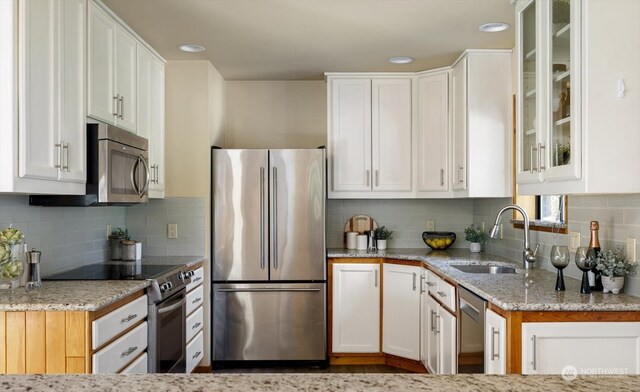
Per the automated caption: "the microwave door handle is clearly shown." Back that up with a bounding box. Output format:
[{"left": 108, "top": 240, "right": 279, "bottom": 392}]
[
  {"left": 138, "top": 155, "right": 150, "bottom": 197},
  {"left": 130, "top": 156, "right": 140, "bottom": 196}
]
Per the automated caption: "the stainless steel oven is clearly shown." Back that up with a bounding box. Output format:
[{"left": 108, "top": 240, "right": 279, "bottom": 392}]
[
  {"left": 148, "top": 287, "right": 186, "bottom": 373},
  {"left": 458, "top": 286, "right": 487, "bottom": 373}
]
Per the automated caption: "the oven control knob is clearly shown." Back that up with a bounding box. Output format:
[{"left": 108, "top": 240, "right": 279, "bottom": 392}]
[
  {"left": 160, "top": 282, "right": 173, "bottom": 292},
  {"left": 178, "top": 272, "right": 185, "bottom": 280},
  {"left": 186, "top": 270, "right": 195, "bottom": 278}
]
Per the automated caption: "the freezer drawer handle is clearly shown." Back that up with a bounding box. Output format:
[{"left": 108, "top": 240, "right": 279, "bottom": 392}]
[
  {"left": 218, "top": 288, "right": 321, "bottom": 293},
  {"left": 273, "top": 167, "right": 279, "bottom": 270}
]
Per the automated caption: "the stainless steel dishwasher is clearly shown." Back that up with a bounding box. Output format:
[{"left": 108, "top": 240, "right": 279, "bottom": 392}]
[{"left": 457, "top": 286, "right": 487, "bottom": 373}]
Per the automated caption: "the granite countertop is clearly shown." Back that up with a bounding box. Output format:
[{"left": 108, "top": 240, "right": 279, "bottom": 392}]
[
  {"left": 1, "top": 374, "right": 639, "bottom": 391},
  {"left": 328, "top": 248, "right": 640, "bottom": 312},
  {"left": 0, "top": 256, "right": 205, "bottom": 312}
]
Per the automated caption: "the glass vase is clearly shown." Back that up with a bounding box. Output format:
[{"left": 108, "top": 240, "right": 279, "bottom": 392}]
[{"left": 0, "top": 244, "right": 26, "bottom": 289}]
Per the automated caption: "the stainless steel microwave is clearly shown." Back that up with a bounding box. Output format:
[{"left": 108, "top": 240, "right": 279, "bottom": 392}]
[{"left": 30, "top": 123, "right": 150, "bottom": 206}]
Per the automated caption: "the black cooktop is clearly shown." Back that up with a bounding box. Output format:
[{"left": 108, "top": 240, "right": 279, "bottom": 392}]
[{"left": 44, "top": 263, "right": 180, "bottom": 281}]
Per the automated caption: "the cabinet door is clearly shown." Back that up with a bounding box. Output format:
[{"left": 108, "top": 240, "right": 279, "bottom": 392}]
[
  {"left": 485, "top": 309, "right": 506, "bottom": 375},
  {"left": 114, "top": 25, "right": 137, "bottom": 131},
  {"left": 18, "top": 0, "right": 59, "bottom": 181},
  {"left": 425, "top": 294, "right": 439, "bottom": 373},
  {"left": 58, "top": 0, "right": 86, "bottom": 183},
  {"left": 149, "top": 55, "right": 165, "bottom": 196},
  {"left": 451, "top": 57, "right": 467, "bottom": 190},
  {"left": 417, "top": 72, "right": 449, "bottom": 193},
  {"left": 88, "top": 1, "right": 116, "bottom": 124},
  {"left": 382, "top": 263, "right": 420, "bottom": 360},
  {"left": 328, "top": 78, "right": 372, "bottom": 193},
  {"left": 438, "top": 306, "right": 457, "bottom": 375},
  {"left": 332, "top": 263, "right": 380, "bottom": 353},
  {"left": 522, "top": 322, "right": 640, "bottom": 375},
  {"left": 420, "top": 268, "right": 427, "bottom": 366},
  {"left": 371, "top": 78, "right": 412, "bottom": 192}
]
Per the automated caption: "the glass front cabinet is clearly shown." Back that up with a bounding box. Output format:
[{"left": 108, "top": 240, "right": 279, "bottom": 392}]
[{"left": 516, "top": 0, "right": 581, "bottom": 187}]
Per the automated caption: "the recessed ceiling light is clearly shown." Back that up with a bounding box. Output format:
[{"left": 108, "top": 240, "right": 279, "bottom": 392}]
[
  {"left": 388, "top": 56, "right": 414, "bottom": 64},
  {"left": 479, "top": 22, "right": 511, "bottom": 32},
  {"left": 178, "top": 44, "right": 206, "bottom": 53}
]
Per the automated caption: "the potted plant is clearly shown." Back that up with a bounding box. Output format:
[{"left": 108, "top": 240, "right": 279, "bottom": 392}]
[
  {"left": 464, "top": 224, "right": 488, "bottom": 253},
  {"left": 595, "top": 246, "right": 637, "bottom": 294},
  {"left": 374, "top": 226, "right": 394, "bottom": 250}
]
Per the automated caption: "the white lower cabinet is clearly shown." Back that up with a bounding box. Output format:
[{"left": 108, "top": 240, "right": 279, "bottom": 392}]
[
  {"left": 185, "top": 267, "right": 204, "bottom": 374},
  {"left": 92, "top": 321, "right": 147, "bottom": 374},
  {"left": 332, "top": 263, "right": 380, "bottom": 353},
  {"left": 485, "top": 309, "right": 506, "bottom": 375},
  {"left": 425, "top": 292, "right": 457, "bottom": 374},
  {"left": 120, "top": 352, "right": 148, "bottom": 374},
  {"left": 382, "top": 264, "right": 420, "bottom": 360},
  {"left": 522, "top": 322, "right": 640, "bottom": 375},
  {"left": 186, "top": 330, "right": 204, "bottom": 374}
]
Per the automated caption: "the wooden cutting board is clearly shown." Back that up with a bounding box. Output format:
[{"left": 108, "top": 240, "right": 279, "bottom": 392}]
[{"left": 343, "top": 215, "right": 378, "bottom": 247}]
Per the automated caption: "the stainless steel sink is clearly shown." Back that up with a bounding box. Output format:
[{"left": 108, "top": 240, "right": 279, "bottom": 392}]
[{"left": 450, "top": 264, "right": 517, "bottom": 274}]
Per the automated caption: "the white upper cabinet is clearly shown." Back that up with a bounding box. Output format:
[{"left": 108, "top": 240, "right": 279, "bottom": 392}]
[
  {"left": 328, "top": 76, "right": 412, "bottom": 198},
  {"left": 137, "top": 45, "right": 165, "bottom": 198},
  {"left": 0, "top": 0, "right": 86, "bottom": 194},
  {"left": 88, "top": 1, "right": 137, "bottom": 132},
  {"left": 451, "top": 51, "right": 513, "bottom": 198},
  {"left": 382, "top": 263, "right": 420, "bottom": 360},
  {"left": 516, "top": 0, "right": 640, "bottom": 194},
  {"left": 416, "top": 70, "right": 450, "bottom": 195}
]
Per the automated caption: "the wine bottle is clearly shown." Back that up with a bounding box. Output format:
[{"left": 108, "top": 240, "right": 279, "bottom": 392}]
[{"left": 588, "top": 220, "right": 603, "bottom": 291}]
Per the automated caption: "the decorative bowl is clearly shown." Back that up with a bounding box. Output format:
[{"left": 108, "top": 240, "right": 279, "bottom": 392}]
[{"left": 422, "top": 231, "right": 456, "bottom": 250}]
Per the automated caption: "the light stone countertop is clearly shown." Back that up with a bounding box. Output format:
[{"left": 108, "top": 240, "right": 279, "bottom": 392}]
[
  {"left": 1, "top": 374, "right": 639, "bottom": 391},
  {"left": 328, "top": 248, "right": 640, "bottom": 311}
]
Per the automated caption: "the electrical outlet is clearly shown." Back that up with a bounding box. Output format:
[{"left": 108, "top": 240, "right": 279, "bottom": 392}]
[
  {"left": 167, "top": 223, "right": 178, "bottom": 239},
  {"left": 426, "top": 220, "right": 435, "bottom": 231},
  {"left": 106, "top": 224, "right": 111, "bottom": 239},
  {"left": 626, "top": 238, "right": 637, "bottom": 262},
  {"left": 569, "top": 232, "right": 581, "bottom": 253},
  {"left": 481, "top": 221, "right": 485, "bottom": 232}
]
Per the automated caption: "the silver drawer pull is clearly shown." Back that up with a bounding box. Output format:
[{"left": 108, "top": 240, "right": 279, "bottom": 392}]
[
  {"left": 192, "top": 297, "right": 202, "bottom": 305},
  {"left": 192, "top": 351, "right": 201, "bottom": 360},
  {"left": 120, "top": 314, "right": 138, "bottom": 323},
  {"left": 121, "top": 346, "right": 138, "bottom": 357},
  {"left": 193, "top": 276, "right": 202, "bottom": 283},
  {"left": 192, "top": 322, "right": 202, "bottom": 330},
  {"left": 437, "top": 291, "right": 446, "bottom": 297},
  {"left": 426, "top": 281, "right": 435, "bottom": 287}
]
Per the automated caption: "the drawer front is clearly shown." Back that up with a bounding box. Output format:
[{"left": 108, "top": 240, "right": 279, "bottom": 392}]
[
  {"left": 186, "top": 305, "right": 204, "bottom": 343},
  {"left": 92, "top": 321, "right": 148, "bottom": 374},
  {"left": 436, "top": 278, "right": 456, "bottom": 312},
  {"left": 186, "top": 330, "right": 204, "bottom": 374},
  {"left": 426, "top": 270, "right": 438, "bottom": 296},
  {"left": 120, "top": 352, "right": 148, "bottom": 374},
  {"left": 186, "top": 284, "right": 204, "bottom": 316},
  {"left": 186, "top": 267, "right": 204, "bottom": 292},
  {"left": 92, "top": 295, "right": 148, "bottom": 350}
]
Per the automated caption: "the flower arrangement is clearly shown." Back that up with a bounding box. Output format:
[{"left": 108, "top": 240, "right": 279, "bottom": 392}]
[
  {"left": 464, "top": 224, "right": 488, "bottom": 245},
  {"left": 374, "top": 226, "right": 394, "bottom": 240},
  {"left": 596, "top": 246, "right": 637, "bottom": 278}
]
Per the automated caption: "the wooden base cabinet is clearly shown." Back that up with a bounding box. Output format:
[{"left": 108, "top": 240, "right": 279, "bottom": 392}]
[
  {"left": 521, "top": 322, "right": 640, "bottom": 375},
  {"left": 485, "top": 309, "right": 506, "bottom": 375}
]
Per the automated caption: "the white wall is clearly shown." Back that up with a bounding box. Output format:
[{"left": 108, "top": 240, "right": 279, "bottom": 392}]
[{"left": 225, "top": 81, "right": 326, "bottom": 148}]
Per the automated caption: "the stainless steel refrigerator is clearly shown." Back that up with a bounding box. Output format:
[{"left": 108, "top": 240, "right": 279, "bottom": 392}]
[{"left": 211, "top": 148, "right": 326, "bottom": 363}]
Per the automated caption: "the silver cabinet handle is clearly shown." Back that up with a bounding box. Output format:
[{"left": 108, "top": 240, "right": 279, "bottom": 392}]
[
  {"left": 412, "top": 272, "right": 417, "bottom": 291},
  {"left": 426, "top": 281, "right": 435, "bottom": 287},
  {"left": 529, "top": 144, "right": 535, "bottom": 174},
  {"left": 491, "top": 327, "right": 500, "bottom": 360},
  {"left": 420, "top": 275, "right": 425, "bottom": 293},
  {"left": 437, "top": 291, "right": 446, "bottom": 297},
  {"left": 155, "top": 164, "right": 160, "bottom": 184},
  {"left": 440, "top": 169, "right": 444, "bottom": 186},
  {"left": 272, "top": 167, "right": 278, "bottom": 270},
  {"left": 430, "top": 310, "right": 436, "bottom": 332},
  {"left": 62, "top": 143, "right": 70, "bottom": 172},
  {"left": 54, "top": 143, "right": 62, "bottom": 169},
  {"left": 531, "top": 334, "right": 537, "bottom": 371},
  {"left": 118, "top": 96, "right": 124, "bottom": 119},
  {"left": 120, "top": 314, "right": 137, "bottom": 323},
  {"left": 192, "top": 351, "right": 202, "bottom": 360},
  {"left": 259, "top": 167, "right": 265, "bottom": 270},
  {"left": 192, "top": 276, "right": 202, "bottom": 283},
  {"left": 374, "top": 269, "right": 378, "bottom": 287},
  {"left": 192, "top": 297, "right": 202, "bottom": 305},
  {"left": 365, "top": 169, "right": 370, "bottom": 187},
  {"left": 538, "top": 143, "right": 546, "bottom": 172},
  {"left": 121, "top": 346, "right": 138, "bottom": 357},
  {"left": 435, "top": 314, "right": 441, "bottom": 334},
  {"left": 113, "top": 95, "right": 119, "bottom": 116},
  {"left": 192, "top": 322, "right": 202, "bottom": 330},
  {"left": 458, "top": 165, "right": 464, "bottom": 183},
  {"left": 375, "top": 170, "right": 379, "bottom": 187}
]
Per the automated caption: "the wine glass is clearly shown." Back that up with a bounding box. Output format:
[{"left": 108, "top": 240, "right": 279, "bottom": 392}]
[
  {"left": 575, "top": 247, "right": 595, "bottom": 294},
  {"left": 550, "top": 245, "right": 570, "bottom": 291}
]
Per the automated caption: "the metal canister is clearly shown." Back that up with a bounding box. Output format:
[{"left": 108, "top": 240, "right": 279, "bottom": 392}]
[{"left": 121, "top": 240, "right": 137, "bottom": 261}]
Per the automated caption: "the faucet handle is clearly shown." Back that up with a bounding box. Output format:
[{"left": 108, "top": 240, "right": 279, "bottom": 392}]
[{"left": 533, "top": 243, "right": 540, "bottom": 257}]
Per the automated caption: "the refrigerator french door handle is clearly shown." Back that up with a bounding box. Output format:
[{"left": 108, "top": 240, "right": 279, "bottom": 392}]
[
  {"left": 260, "top": 167, "right": 265, "bottom": 270},
  {"left": 217, "top": 288, "right": 321, "bottom": 293},
  {"left": 273, "top": 166, "right": 278, "bottom": 270}
]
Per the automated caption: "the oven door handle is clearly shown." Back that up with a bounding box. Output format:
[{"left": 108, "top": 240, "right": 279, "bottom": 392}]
[
  {"left": 459, "top": 297, "right": 480, "bottom": 323},
  {"left": 157, "top": 297, "right": 185, "bottom": 315}
]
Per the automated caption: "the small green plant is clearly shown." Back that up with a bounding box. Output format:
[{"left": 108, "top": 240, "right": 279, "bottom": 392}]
[
  {"left": 374, "top": 226, "right": 394, "bottom": 240},
  {"left": 596, "top": 246, "right": 637, "bottom": 278},
  {"left": 110, "top": 227, "right": 129, "bottom": 240},
  {"left": 464, "top": 224, "right": 488, "bottom": 244}
]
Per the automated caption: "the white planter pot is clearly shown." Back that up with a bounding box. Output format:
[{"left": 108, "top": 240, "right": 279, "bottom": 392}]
[
  {"left": 602, "top": 276, "right": 625, "bottom": 295},
  {"left": 377, "top": 239, "right": 387, "bottom": 250},
  {"left": 470, "top": 243, "right": 482, "bottom": 253}
]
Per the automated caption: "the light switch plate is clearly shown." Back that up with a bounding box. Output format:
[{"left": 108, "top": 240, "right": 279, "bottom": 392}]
[
  {"left": 106, "top": 224, "right": 111, "bottom": 240},
  {"left": 426, "top": 220, "right": 435, "bottom": 231},
  {"left": 168, "top": 223, "right": 178, "bottom": 239},
  {"left": 626, "top": 238, "right": 637, "bottom": 262},
  {"left": 569, "top": 232, "right": 581, "bottom": 253}
]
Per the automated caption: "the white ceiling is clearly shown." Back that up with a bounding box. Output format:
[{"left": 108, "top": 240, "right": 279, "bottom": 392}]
[{"left": 103, "top": 0, "right": 515, "bottom": 81}]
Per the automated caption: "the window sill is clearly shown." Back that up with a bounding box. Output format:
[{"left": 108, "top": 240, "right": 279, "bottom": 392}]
[{"left": 511, "top": 219, "right": 568, "bottom": 234}]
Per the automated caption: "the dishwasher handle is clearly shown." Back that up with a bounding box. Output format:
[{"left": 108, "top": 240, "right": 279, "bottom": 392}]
[{"left": 459, "top": 297, "right": 481, "bottom": 323}]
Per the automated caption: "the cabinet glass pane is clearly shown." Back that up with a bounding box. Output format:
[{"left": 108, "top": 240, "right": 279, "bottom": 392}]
[
  {"left": 549, "top": 0, "right": 571, "bottom": 168},
  {"left": 521, "top": 1, "right": 537, "bottom": 173}
]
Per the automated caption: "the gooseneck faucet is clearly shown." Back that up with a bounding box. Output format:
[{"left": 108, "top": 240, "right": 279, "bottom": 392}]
[{"left": 489, "top": 204, "right": 539, "bottom": 269}]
